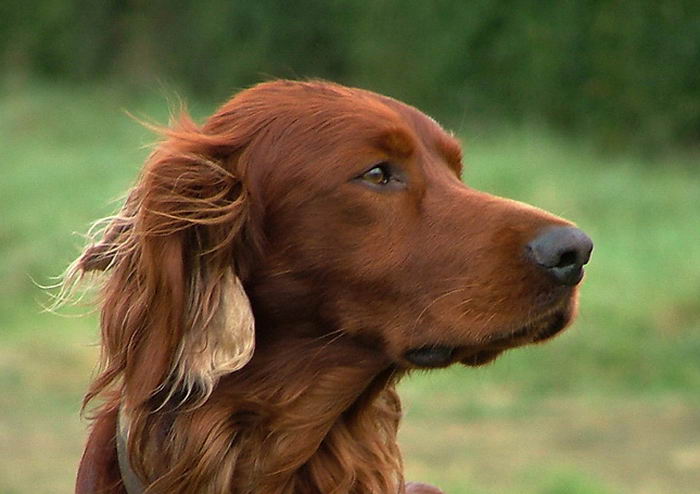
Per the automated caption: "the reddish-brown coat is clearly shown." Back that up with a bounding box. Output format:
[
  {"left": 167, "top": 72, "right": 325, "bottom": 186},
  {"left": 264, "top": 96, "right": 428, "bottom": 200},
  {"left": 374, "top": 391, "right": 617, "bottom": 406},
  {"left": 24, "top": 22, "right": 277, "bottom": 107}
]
[{"left": 72, "top": 81, "right": 584, "bottom": 494}]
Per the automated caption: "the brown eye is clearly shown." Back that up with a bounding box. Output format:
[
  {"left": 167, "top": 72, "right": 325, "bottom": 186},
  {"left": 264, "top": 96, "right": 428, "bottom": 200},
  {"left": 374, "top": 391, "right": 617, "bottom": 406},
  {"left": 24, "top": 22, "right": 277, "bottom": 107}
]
[{"left": 361, "top": 164, "right": 391, "bottom": 185}]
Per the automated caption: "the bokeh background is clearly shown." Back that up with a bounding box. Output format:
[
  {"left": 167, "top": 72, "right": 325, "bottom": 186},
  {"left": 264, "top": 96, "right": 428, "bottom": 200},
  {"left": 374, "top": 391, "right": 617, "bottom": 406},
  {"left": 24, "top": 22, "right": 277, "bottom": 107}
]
[{"left": 2, "top": 2, "right": 699, "bottom": 493}]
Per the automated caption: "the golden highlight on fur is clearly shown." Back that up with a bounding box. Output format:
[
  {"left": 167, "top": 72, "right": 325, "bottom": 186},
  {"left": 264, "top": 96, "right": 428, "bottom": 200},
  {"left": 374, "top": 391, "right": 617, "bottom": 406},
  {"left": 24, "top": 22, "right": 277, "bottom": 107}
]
[{"left": 71, "top": 80, "right": 588, "bottom": 494}]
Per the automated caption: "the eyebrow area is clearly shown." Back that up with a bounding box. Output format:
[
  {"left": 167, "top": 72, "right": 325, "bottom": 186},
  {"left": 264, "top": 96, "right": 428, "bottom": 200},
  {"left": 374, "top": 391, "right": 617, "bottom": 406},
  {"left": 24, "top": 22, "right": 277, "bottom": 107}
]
[
  {"left": 368, "top": 124, "right": 463, "bottom": 178},
  {"left": 371, "top": 127, "right": 416, "bottom": 160}
]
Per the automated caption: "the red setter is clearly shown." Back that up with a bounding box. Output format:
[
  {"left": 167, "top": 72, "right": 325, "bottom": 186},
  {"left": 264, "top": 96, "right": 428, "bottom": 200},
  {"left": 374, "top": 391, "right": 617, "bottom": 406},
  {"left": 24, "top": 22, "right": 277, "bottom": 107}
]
[{"left": 71, "top": 80, "right": 592, "bottom": 494}]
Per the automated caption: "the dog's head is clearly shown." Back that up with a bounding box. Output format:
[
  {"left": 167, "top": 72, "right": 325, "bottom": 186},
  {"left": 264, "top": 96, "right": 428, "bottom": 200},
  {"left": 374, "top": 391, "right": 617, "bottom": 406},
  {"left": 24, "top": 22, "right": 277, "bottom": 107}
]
[{"left": 75, "top": 80, "right": 591, "bottom": 412}]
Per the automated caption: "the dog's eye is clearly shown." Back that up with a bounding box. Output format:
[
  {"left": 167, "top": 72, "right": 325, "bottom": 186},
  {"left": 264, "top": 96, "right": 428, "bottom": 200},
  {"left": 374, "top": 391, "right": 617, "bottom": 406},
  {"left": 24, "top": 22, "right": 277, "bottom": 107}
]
[{"left": 360, "top": 164, "right": 391, "bottom": 186}]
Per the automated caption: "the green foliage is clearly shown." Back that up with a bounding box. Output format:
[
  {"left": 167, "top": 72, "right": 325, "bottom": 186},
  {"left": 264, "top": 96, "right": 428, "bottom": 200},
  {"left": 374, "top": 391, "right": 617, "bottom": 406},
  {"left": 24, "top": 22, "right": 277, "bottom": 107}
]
[{"left": 2, "top": 1, "right": 699, "bottom": 152}]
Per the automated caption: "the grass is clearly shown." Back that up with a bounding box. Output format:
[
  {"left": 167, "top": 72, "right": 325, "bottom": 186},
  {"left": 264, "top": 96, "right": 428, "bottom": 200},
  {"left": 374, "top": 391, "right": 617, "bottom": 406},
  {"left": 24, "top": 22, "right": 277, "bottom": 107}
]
[{"left": 1, "top": 81, "right": 699, "bottom": 493}]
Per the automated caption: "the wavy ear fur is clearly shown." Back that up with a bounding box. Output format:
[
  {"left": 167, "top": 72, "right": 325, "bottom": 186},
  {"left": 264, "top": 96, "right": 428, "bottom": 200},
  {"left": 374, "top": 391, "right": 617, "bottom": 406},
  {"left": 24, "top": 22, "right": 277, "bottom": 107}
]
[{"left": 72, "top": 112, "right": 255, "bottom": 418}]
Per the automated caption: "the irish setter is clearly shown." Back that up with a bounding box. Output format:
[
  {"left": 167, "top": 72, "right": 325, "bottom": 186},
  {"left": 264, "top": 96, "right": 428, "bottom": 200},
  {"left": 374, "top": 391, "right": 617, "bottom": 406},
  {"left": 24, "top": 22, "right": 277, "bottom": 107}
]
[{"left": 70, "top": 80, "right": 592, "bottom": 494}]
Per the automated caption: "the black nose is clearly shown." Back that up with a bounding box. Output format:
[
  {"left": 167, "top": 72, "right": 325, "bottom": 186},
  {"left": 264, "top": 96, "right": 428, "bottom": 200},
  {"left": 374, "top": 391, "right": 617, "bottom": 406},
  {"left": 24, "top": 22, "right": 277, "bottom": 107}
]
[{"left": 527, "top": 226, "right": 593, "bottom": 286}]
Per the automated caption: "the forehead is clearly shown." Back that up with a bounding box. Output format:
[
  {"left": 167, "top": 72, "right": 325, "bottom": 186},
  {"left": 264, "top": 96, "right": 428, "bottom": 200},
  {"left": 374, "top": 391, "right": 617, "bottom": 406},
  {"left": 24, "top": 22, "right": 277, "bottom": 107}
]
[{"left": 233, "top": 81, "right": 463, "bottom": 180}]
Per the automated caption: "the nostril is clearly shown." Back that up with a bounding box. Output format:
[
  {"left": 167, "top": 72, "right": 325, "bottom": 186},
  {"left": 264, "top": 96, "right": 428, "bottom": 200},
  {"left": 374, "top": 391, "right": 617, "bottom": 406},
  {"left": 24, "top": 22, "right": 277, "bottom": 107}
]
[{"left": 555, "top": 249, "right": 578, "bottom": 269}]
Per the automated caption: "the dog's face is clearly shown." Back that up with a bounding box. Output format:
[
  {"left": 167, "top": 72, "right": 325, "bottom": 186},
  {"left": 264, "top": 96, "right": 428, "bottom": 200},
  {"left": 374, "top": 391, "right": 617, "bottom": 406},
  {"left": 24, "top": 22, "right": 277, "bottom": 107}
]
[
  {"left": 236, "top": 83, "right": 592, "bottom": 369},
  {"left": 76, "top": 81, "right": 591, "bottom": 415}
]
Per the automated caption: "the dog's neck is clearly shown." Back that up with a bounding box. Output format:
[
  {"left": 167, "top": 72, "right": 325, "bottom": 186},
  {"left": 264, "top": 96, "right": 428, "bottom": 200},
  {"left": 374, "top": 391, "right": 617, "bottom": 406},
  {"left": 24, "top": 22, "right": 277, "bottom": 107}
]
[
  {"left": 144, "top": 333, "right": 406, "bottom": 493},
  {"left": 225, "top": 334, "right": 403, "bottom": 490}
]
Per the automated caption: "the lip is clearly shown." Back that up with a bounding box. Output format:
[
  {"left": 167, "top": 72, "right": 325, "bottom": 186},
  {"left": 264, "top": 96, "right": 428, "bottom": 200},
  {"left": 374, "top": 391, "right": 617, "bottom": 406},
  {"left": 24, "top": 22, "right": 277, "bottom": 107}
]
[
  {"left": 485, "top": 308, "right": 569, "bottom": 347},
  {"left": 459, "top": 307, "right": 571, "bottom": 367},
  {"left": 403, "top": 306, "right": 573, "bottom": 369}
]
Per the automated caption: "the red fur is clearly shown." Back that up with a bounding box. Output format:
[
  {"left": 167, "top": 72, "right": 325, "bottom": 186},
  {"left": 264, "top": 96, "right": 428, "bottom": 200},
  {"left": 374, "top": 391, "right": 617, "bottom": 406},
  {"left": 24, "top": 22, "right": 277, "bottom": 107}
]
[{"left": 71, "top": 80, "right": 584, "bottom": 493}]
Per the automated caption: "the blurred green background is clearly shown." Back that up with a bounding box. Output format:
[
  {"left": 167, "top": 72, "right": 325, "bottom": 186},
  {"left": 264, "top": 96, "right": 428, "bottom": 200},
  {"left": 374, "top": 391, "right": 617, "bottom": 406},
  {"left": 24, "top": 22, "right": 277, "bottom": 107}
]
[{"left": 1, "top": 2, "right": 699, "bottom": 493}]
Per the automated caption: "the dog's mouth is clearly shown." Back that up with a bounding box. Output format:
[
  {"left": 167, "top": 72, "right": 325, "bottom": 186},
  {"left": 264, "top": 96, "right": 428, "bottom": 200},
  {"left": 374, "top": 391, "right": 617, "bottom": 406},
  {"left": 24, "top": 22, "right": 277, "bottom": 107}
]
[{"left": 403, "top": 307, "right": 572, "bottom": 369}]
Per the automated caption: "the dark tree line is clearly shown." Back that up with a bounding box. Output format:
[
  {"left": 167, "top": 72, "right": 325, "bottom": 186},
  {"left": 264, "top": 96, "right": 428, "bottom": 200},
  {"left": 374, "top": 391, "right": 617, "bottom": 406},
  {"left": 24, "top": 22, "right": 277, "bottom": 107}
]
[{"left": 3, "top": 0, "right": 699, "bottom": 152}]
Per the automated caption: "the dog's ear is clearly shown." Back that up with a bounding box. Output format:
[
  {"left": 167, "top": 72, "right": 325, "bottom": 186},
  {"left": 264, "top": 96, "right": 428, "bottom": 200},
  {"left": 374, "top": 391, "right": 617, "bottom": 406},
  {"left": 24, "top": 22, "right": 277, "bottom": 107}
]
[{"left": 74, "top": 112, "right": 256, "bottom": 413}]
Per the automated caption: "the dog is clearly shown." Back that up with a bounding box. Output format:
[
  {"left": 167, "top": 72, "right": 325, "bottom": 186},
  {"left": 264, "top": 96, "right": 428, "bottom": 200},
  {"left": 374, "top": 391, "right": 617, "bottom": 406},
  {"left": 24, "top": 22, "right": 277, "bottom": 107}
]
[{"left": 70, "top": 80, "right": 592, "bottom": 494}]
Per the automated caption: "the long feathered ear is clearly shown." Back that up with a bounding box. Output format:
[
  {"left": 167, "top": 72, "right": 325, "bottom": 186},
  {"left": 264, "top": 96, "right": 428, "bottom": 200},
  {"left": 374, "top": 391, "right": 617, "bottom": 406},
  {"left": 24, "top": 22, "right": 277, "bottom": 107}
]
[{"left": 72, "top": 112, "right": 256, "bottom": 414}]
